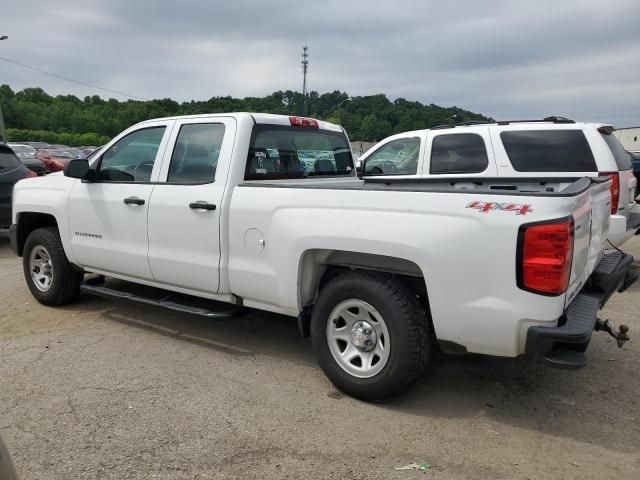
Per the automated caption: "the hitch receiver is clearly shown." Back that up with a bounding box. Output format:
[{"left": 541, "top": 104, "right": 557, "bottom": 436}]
[{"left": 595, "top": 319, "right": 630, "bottom": 348}]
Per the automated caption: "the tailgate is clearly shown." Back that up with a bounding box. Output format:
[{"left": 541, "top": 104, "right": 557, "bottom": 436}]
[{"left": 565, "top": 178, "right": 612, "bottom": 307}]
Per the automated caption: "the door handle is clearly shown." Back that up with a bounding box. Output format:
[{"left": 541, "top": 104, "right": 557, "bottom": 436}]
[
  {"left": 124, "top": 196, "right": 145, "bottom": 206},
  {"left": 189, "top": 201, "right": 216, "bottom": 211}
]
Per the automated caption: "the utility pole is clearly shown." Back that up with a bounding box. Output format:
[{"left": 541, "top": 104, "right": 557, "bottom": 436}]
[
  {"left": 0, "top": 35, "right": 7, "bottom": 143},
  {"left": 301, "top": 46, "right": 309, "bottom": 116}
]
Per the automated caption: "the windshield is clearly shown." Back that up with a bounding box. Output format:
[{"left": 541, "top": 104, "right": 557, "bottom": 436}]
[{"left": 245, "top": 125, "right": 353, "bottom": 180}]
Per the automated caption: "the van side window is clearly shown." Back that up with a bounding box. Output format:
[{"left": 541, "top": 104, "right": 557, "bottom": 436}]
[
  {"left": 168, "top": 123, "right": 225, "bottom": 183},
  {"left": 430, "top": 134, "right": 488, "bottom": 174},
  {"left": 364, "top": 138, "right": 420, "bottom": 175},
  {"left": 501, "top": 130, "right": 597, "bottom": 172}
]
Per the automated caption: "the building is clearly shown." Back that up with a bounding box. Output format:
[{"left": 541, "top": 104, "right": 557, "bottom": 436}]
[{"left": 614, "top": 127, "right": 640, "bottom": 152}]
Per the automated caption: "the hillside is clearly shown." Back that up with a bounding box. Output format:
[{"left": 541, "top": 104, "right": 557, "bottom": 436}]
[{"left": 0, "top": 85, "right": 490, "bottom": 146}]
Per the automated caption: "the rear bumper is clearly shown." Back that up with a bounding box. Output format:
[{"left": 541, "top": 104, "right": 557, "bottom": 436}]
[
  {"left": 525, "top": 251, "right": 636, "bottom": 369},
  {"left": 608, "top": 212, "right": 640, "bottom": 247}
]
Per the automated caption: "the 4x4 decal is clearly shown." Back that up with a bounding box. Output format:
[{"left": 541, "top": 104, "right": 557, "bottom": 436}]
[{"left": 466, "top": 201, "right": 533, "bottom": 215}]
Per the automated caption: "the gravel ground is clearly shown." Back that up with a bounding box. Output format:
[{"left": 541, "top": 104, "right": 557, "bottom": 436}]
[{"left": 1, "top": 231, "right": 639, "bottom": 479}]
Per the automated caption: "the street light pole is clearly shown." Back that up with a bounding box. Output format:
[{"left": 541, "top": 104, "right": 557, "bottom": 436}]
[{"left": 337, "top": 97, "right": 353, "bottom": 125}]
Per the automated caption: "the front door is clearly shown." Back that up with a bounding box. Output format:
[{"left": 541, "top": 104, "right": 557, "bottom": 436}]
[
  {"left": 68, "top": 121, "right": 173, "bottom": 279},
  {"left": 147, "top": 117, "right": 236, "bottom": 293}
]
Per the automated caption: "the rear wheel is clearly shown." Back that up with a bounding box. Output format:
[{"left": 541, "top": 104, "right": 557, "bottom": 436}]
[
  {"left": 22, "top": 227, "right": 83, "bottom": 306},
  {"left": 311, "top": 271, "right": 431, "bottom": 402}
]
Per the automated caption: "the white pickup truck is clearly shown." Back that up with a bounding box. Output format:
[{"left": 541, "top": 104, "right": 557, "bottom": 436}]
[
  {"left": 9, "top": 113, "right": 636, "bottom": 401},
  {"left": 360, "top": 118, "right": 640, "bottom": 247}
]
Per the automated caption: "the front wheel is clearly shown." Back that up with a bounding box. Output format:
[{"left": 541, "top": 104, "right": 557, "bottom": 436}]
[
  {"left": 22, "top": 227, "right": 83, "bottom": 306},
  {"left": 310, "top": 271, "right": 431, "bottom": 402}
]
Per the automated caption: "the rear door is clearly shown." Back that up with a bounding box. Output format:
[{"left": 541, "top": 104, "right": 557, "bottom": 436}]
[
  {"left": 146, "top": 117, "right": 236, "bottom": 293},
  {"left": 0, "top": 148, "right": 28, "bottom": 227}
]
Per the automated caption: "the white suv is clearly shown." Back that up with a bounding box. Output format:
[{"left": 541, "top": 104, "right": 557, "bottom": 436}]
[{"left": 360, "top": 118, "right": 639, "bottom": 247}]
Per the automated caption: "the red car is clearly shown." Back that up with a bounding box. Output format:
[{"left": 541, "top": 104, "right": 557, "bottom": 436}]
[{"left": 34, "top": 148, "right": 77, "bottom": 173}]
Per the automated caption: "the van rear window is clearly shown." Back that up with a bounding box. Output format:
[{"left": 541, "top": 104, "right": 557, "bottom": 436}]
[
  {"left": 245, "top": 125, "right": 353, "bottom": 180},
  {"left": 601, "top": 133, "right": 632, "bottom": 171},
  {"left": 500, "top": 130, "right": 597, "bottom": 172}
]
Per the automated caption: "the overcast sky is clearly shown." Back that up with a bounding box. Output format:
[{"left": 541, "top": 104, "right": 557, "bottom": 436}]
[{"left": 2, "top": 0, "right": 639, "bottom": 125}]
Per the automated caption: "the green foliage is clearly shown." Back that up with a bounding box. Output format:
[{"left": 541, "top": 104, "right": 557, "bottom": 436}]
[
  {"left": 5, "top": 128, "right": 110, "bottom": 147},
  {"left": 0, "top": 85, "right": 490, "bottom": 144}
]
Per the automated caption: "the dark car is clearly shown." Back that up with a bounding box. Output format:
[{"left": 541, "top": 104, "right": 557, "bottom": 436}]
[
  {"left": 629, "top": 151, "right": 640, "bottom": 201},
  {"left": 1, "top": 144, "right": 37, "bottom": 228},
  {"left": 8, "top": 143, "right": 46, "bottom": 175}
]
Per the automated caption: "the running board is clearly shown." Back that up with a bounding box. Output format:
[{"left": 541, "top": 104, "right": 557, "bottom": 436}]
[{"left": 80, "top": 282, "right": 246, "bottom": 318}]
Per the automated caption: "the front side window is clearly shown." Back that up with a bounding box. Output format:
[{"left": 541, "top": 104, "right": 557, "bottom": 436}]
[
  {"left": 168, "top": 123, "right": 225, "bottom": 183},
  {"left": 430, "top": 133, "right": 488, "bottom": 174},
  {"left": 97, "top": 127, "right": 166, "bottom": 182},
  {"left": 501, "top": 130, "right": 597, "bottom": 172},
  {"left": 245, "top": 126, "right": 353, "bottom": 180},
  {"left": 364, "top": 138, "right": 420, "bottom": 175}
]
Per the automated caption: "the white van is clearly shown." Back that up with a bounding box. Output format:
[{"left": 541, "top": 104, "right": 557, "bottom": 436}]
[{"left": 360, "top": 118, "right": 639, "bottom": 246}]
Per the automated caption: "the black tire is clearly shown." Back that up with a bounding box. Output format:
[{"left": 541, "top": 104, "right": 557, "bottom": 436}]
[
  {"left": 22, "top": 227, "right": 83, "bottom": 306},
  {"left": 310, "top": 271, "right": 431, "bottom": 402}
]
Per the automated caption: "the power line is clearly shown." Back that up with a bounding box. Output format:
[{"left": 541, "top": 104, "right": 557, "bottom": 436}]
[{"left": 0, "top": 55, "right": 150, "bottom": 101}]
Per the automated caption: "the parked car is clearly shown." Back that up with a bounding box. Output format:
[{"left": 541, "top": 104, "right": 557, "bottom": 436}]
[
  {"left": 77, "top": 147, "right": 97, "bottom": 159},
  {"left": 1, "top": 144, "right": 36, "bottom": 228},
  {"left": 629, "top": 151, "right": 640, "bottom": 201},
  {"left": 8, "top": 143, "right": 46, "bottom": 175},
  {"left": 8, "top": 113, "right": 635, "bottom": 401},
  {"left": 35, "top": 148, "right": 77, "bottom": 173},
  {"left": 21, "top": 141, "right": 50, "bottom": 150},
  {"left": 360, "top": 117, "right": 640, "bottom": 247}
]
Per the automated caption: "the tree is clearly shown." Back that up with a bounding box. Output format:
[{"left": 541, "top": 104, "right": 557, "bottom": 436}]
[{"left": 0, "top": 84, "right": 489, "bottom": 146}]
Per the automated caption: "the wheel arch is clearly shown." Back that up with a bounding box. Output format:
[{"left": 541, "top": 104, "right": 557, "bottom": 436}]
[
  {"left": 298, "top": 249, "right": 430, "bottom": 311},
  {"left": 14, "top": 212, "right": 59, "bottom": 257}
]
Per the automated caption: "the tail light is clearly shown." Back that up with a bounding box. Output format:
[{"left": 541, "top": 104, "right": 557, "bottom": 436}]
[
  {"left": 599, "top": 172, "right": 619, "bottom": 214},
  {"left": 517, "top": 218, "right": 574, "bottom": 296},
  {"left": 23, "top": 169, "right": 37, "bottom": 179},
  {"left": 289, "top": 116, "right": 319, "bottom": 128}
]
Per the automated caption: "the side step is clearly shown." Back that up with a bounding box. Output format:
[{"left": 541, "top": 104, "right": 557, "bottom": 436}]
[{"left": 80, "top": 281, "right": 246, "bottom": 318}]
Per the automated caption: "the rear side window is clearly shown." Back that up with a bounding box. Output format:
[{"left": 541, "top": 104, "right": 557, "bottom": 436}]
[
  {"left": 601, "top": 133, "right": 632, "bottom": 171},
  {"left": 0, "top": 150, "right": 21, "bottom": 172},
  {"left": 501, "top": 130, "right": 597, "bottom": 172},
  {"left": 430, "top": 133, "right": 488, "bottom": 174},
  {"left": 245, "top": 125, "right": 353, "bottom": 180},
  {"left": 168, "top": 123, "right": 225, "bottom": 183}
]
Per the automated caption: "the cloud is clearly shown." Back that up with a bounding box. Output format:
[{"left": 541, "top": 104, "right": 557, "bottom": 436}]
[{"left": 1, "top": 0, "right": 639, "bottom": 125}]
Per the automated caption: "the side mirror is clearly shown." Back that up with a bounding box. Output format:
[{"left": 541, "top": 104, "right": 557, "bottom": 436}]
[
  {"left": 64, "top": 158, "right": 91, "bottom": 180},
  {"left": 355, "top": 159, "right": 364, "bottom": 178}
]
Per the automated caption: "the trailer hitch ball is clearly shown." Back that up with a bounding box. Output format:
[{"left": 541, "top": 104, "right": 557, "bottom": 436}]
[{"left": 596, "top": 319, "right": 630, "bottom": 348}]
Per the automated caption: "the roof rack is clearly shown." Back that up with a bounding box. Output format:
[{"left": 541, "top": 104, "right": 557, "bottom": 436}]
[{"left": 431, "top": 116, "right": 575, "bottom": 130}]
